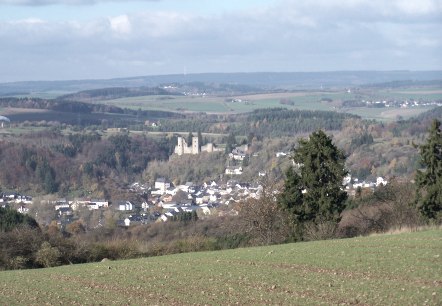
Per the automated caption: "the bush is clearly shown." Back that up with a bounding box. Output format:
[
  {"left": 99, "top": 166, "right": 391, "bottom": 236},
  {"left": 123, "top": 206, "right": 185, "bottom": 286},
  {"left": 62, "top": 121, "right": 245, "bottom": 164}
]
[
  {"left": 303, "top": 221, "right": 339, "bottom": 241},
  {"left": 0, "top": 226, "right": 44, "bottom": 270},
  {"left": 35, "top": 242, "right": 62, "bottom": 268},
  {"left": 339, "top": 181, "right": 424, "bottom": 237}
]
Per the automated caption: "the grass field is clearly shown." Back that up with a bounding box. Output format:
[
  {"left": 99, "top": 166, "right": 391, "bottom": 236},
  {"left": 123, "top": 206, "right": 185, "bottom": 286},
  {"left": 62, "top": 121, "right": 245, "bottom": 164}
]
[{"left": 1, "top": 229, "right": 440, "bottom": 305}]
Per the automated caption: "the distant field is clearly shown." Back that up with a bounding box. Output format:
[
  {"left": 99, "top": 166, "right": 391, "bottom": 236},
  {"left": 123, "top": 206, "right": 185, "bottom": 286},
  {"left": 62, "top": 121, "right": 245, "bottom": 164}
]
[
  {"left": 342, "top": 106, "right": 434, "bottom": 121},
  {"left": 394, "top": 90, "right": 442, "bottom": 95},
  {"left": 99, "top": 92, "right": 348, "bottom": 114},
  {"left": 1, "top": 229, "right": 440, "bottom": 305},
  {"left": 3, "top": 87, "right": 440, "bottom": 122},
  {"left": 97, "top": 89, "right": 441, "bottom": 121}
]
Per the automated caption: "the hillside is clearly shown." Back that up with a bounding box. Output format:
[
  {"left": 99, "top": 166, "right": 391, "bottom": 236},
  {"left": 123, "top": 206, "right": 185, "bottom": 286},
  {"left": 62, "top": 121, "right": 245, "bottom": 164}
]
[
  {"left": 1, "top": 229, "right": 440, "bottom": 305},
  {"left": 1, "top": 71, "right": 441, "bottom": 95}
]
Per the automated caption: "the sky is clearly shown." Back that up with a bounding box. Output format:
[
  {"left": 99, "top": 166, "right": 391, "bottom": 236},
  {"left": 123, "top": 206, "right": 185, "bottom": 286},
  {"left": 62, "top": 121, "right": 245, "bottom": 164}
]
[{"left": 0, "top": 0, "right": 441, "bottom": 82}]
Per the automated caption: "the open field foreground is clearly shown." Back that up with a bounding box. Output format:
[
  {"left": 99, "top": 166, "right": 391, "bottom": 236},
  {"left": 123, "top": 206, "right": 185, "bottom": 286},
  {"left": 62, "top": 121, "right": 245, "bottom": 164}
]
[{"left": 1, "top": 230, "right": 441, "bottom": 305}]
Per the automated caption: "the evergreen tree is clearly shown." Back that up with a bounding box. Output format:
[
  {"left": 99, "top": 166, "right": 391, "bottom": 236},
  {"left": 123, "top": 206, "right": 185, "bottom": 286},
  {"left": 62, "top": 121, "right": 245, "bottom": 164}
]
[
  {"left": 278, "top": 166, "right": 304, "bottom": 218},
  {"left": 225, "top": 132, "right": 236, "bottom": 154},
  {"left": 44, "top": 171, "right": 58, "bottom": 194},
  {"left": 0, "top": 207, "right": 39, "bottom": 232},
  {"left": 415, "top": 119, "right": 442, "bottom": 220},
  {"left": 281, "top": 130, "right": 348, "bottom": 224}
]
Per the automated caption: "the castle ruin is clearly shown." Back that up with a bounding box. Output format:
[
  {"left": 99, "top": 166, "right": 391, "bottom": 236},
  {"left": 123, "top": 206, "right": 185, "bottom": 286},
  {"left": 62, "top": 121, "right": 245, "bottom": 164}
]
[{"left": 174, "top": 136, "right": 221, "bottom": 156}]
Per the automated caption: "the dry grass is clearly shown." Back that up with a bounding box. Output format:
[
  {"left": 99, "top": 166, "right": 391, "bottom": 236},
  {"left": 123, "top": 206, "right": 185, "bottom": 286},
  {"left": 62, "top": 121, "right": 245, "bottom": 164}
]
[{"left": 369, "top": 224, "right": 442, "bottom": 237}]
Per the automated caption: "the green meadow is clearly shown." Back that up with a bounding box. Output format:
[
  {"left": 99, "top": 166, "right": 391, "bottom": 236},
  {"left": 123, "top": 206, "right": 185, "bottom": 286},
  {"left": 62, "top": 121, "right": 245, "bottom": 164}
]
[{"left": 1, "top": 229, "right": 440, "bottom": 305}]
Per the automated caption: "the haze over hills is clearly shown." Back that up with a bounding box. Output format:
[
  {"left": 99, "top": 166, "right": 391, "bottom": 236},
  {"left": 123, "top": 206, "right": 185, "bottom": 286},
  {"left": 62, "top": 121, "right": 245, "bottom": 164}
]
[{"left": 1, "top": 71, "right": 442, "bottom": 96}]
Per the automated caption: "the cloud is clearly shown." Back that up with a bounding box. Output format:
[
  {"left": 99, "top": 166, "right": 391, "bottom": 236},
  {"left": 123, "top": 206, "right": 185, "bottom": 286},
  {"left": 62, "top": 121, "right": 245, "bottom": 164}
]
[
  {"left": 0, "top": 0, "right": 159, "bottom": 5},
  {"left": 109, "top": 14, "right": 131, "bottom": 35},
  {"left": 0, "top": 0, "right": 440, "bottom": 82}
]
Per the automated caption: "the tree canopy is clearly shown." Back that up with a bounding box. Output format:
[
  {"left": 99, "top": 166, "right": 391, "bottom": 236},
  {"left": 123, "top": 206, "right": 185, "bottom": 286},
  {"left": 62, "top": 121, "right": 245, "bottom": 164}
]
[
  {"left": 0, "top": 207, "right": 39, "bottom": 232},
  {"left": 279, "top": 130, "right": 348, "bottom": 224},
  {"left": 415, "top": 119, "right": 442, "bottom": 220}
]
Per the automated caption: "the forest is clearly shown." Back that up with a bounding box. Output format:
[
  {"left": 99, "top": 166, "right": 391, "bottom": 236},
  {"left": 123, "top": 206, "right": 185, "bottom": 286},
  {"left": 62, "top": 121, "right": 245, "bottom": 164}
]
[
  {"left": 1, "top": 105, "right": 441, "bottom": 198},
  {"left": 0, "top": 131, "right": 173, "bottom": 198}
]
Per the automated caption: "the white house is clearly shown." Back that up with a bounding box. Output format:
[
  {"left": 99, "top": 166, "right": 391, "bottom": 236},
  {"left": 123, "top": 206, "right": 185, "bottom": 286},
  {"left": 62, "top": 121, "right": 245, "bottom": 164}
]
[
  {"left": 155, "top": 178, "right": 171, "bottom": 193},
  {"left": 90, "top": 199, "right": 109, "bottom": 208},
  {"left": 117, "top": 201, "right": 133, "bottom": 211},
  {"left": 276, "top": 152, "right": 287, "bottom": 157},
  {"left": 225, "top": 166, "right": 243, "bottom": 175},
  {"left": 376, "top": 177, "right": 388, "bottom": 187},
  {"left": 15, "top": 195, "right": 33, "bottom": 204},
  {"left": 343, "top": 175, "right": 352, "bottom": 186},
  {"left": 17, "top": 205, "right": 29, "bottom": 214}
]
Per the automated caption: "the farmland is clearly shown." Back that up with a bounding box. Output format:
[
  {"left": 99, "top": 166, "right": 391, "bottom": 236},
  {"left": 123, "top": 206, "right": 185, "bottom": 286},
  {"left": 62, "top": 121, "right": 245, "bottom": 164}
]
[
  {"left": 1, "top": 85, "right": 440, "bottom": 123},
  {"left": 1, "top": 229, "right": 440, "bottom": 305},
  {"left": 96, "top": 88, "right": 442, "bottom": 121}
]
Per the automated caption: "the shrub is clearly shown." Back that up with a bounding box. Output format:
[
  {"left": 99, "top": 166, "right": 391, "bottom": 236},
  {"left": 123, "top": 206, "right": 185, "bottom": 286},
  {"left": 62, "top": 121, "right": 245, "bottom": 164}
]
[
  {"left": 0, "top": 226, "right": 43, "bottom": 270},
  {"left": 35, "top": 242, "right": 62, "bottom": 268}
]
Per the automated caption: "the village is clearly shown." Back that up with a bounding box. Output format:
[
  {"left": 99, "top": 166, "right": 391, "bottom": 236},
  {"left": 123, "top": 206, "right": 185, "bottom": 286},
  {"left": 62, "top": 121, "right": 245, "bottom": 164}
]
[
  {"left": 347, "top": 97, "right": 442, "bottom": 108},
  {"left": 1, "top": 136, "right": 389, "bottom": 230}
]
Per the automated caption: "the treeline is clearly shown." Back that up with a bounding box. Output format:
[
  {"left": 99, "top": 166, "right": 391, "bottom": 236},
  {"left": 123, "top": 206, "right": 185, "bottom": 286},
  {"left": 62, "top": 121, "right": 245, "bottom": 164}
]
[
  {"left": 154, "top": 108, "right": 358, "bottom": 137},
  {"left": 0, "top": 212, "right": 249, "bottom": 270},
  {"left": 58, "top": 86, "right": 180, "bottom": 102},
  {"left": 233, "top": 108, "right": 359, "bottom": 137},
  {"left": 396, "top": 106, "right": 442, "bottom": 136},
  {"left": 363, "top": 80, "right": 442, "bottom": 89},
  {"left": 0, "top": 97, "right": 121, "bottom": 114},
  {"left": 0, "top": 97, "right": 184, "bottom": 123}
]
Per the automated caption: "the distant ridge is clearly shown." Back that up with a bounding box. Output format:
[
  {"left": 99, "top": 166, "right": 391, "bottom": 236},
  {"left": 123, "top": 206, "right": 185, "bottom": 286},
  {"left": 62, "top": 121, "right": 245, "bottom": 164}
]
[{"left": 1, "top": 71, "right": 441, "bottom": 94}]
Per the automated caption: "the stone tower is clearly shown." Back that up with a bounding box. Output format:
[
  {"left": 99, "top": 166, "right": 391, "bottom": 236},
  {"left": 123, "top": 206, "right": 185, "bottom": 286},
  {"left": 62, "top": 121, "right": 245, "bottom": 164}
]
[
  {"left": 175, "top": 137, "right": 184, "bottom": 155},
  {"left": 192, "top": 136, "right": 199, "bottom": 154}
]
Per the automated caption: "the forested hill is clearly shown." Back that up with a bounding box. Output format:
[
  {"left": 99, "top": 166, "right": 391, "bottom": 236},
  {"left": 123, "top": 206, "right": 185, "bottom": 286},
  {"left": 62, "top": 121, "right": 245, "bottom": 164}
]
[
  {"left": 0, "top": 97, "right": 183, "bottom": 119},
  {"left": 155, "top": 108, "right": 359, "bottom": 137},
  {"left": 1, "top": 71, "right": 441, "bottom": 94},
  {"left": 58, "top": 86, "right": 180, "bottom": 102},
  {"left": 414, "top": 105, "right": 442, "bottom": 122},
  {"left": 394, "top": 106, "right": 442, "bottom": 136},
  {"left": 240, "top": 108, "right": 359, "bottom": 136}
]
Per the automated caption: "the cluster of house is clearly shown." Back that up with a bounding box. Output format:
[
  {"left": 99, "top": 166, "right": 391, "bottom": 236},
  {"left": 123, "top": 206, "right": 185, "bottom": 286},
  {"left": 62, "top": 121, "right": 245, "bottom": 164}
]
[
  {"left": 362, "top": 99, "right": 441, "bottom": 108},
  {"left": 145, "top": 178, "right": 261, "bottom": 221},
  {"left": 225, "top": 144, "right": 250, "bottom": 176},
  {"left": 2, "top": 139, "right": 389, "bottom": 229},
  {"left": 0, "top": 192, "right": 33, "bottom": 213},
  {"left": 347, "top": 176, "right": 388, "bottom": 189},
  {"left": 114, "top": 178, "right": 264, "bottom": 226},
  {"left": 0, "top": 177, "right": 262, "bottom": 228}
]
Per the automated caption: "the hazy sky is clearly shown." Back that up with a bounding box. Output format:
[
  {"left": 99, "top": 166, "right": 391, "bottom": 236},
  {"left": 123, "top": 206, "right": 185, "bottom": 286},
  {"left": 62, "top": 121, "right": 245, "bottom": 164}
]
[{"left": 0, "top": 0, "right": 441, "bottom": 82}]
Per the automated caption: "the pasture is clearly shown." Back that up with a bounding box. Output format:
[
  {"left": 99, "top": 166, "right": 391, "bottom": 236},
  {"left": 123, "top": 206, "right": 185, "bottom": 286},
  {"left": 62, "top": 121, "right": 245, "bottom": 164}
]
[{"left": 0, "top": 229, "right": 440, "bottom": 305}]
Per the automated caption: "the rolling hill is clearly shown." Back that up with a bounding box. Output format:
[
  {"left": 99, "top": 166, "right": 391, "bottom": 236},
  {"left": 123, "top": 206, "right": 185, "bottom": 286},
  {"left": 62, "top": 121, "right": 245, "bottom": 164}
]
[{"left": 1, "top": 229, "right": 440, "bottom": 305}]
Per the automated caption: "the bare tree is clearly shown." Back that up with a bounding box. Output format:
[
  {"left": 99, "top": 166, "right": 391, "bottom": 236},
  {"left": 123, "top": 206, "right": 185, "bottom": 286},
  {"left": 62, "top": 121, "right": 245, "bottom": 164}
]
[{"left": 236, "top": 184, "right": 293, "bottom": 245}]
